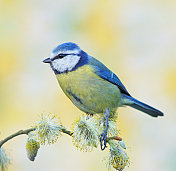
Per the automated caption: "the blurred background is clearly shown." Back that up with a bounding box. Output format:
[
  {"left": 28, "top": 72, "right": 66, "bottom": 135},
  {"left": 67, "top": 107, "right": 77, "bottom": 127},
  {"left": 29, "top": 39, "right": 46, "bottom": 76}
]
[{"left": 0, "top": 0, "right": 176, "bottom": 170}]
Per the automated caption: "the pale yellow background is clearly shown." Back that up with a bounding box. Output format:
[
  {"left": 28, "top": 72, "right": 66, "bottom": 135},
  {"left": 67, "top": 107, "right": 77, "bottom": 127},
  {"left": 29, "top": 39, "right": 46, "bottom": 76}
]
[{"left": 0, "top": 0, "right": 176, "bottom": 171}]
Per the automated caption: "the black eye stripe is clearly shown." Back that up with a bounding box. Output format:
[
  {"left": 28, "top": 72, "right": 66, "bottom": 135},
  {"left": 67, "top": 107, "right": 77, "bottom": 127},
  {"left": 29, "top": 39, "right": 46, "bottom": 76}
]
[
  {"left": 52, "top": 54, "right": 66, "bottom": 60},
  {"left": 52, "top": 53, "right": 78, "bottom": 61}
]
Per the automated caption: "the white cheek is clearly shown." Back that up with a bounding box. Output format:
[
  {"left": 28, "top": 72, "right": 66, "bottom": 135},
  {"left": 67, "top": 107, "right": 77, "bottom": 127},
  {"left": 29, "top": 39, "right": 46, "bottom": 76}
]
[{"left": 52, "top": 55, "right": 80, "bottom": 72}]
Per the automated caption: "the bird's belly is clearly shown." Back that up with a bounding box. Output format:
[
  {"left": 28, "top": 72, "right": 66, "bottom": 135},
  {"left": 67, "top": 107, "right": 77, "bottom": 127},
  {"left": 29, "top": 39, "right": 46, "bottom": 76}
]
[{"left": 56, "top": 66, "right": 121, "bottom": 114}]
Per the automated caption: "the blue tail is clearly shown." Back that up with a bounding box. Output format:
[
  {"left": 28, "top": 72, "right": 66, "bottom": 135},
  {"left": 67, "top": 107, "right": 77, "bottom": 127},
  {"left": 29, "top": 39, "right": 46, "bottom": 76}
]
[{"left": 123, "top": 95, "right": 164, "bottom": 117}]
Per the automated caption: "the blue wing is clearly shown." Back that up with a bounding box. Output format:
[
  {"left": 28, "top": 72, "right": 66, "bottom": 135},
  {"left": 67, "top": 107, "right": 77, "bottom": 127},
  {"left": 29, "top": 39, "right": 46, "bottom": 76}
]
[{"left": 88, "top": 56, "right": 131, "bottom": 96}]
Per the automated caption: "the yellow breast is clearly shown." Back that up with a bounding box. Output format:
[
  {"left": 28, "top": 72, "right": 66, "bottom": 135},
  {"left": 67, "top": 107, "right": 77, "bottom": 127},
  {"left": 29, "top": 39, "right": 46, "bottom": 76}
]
[{"left": 56, "top": 65, "right": 121, "bottom": 114}]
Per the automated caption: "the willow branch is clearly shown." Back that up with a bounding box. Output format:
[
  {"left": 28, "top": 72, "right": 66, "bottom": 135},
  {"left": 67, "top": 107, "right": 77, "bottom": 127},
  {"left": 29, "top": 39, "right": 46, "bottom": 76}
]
[
  {"left": 0, "top": 126, "right": 120, "bottom": 149},
  {"left": 107, "top": 136, "right": 122, "bottom": 142},
  {"left": 61, "top": 127, "right": 73, "bottom": 136},
  {"left": 0, "top": 127, "right": 74, "bottom": 148},
  {"left": 0, "top": 128, "right": 35, "bottom": 148}
]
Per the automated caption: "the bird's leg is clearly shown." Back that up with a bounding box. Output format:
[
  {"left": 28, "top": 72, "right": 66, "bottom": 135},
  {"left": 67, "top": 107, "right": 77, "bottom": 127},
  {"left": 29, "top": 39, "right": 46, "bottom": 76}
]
[{"left": 100, "top": 109, "right": 110, "bottom": 150}]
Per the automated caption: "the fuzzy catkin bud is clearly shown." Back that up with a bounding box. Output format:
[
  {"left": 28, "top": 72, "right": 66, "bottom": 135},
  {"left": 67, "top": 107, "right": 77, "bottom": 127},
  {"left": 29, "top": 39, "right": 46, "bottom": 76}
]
[
  {"left": 33, "top": 114, "right": 62, "bottom": 145},
  {"left": 107, "top": 141, "right": 129, "bottom": 171},
  {"left": 26, "top": 138, "right": 40, "bottom": 161},
  {"left": 72, "top": 115, "right": 99, "bottom": 151}
]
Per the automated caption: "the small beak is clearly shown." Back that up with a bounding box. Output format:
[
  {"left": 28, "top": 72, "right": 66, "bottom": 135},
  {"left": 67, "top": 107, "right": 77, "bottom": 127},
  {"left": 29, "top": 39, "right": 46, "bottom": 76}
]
[{"left": 43, "top": 58, "right": 51, "bottom": 63}]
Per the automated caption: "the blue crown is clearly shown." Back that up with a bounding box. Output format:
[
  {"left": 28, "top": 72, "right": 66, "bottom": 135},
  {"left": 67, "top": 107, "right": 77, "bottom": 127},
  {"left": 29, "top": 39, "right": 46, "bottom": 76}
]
[{"left": 52, "top": 42, "right": 80, "bottom": 53}]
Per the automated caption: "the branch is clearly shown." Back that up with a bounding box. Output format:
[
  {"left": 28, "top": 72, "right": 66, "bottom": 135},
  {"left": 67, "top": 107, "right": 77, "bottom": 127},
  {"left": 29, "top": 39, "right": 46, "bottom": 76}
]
[
  {"left": 0, "top": 113, "right": 129, "bottom": 171},
  {"left": 0, "top": 127, "right": 74, "bottom": 148},
  {"left": 0, "top": 128, "right": 35, "bottom": 148},
  {"left": 107, "top": 136, "right": 122, "bottom": 142},
  {"left": 61, "top": 127, "right": 73, "bottom": 136},
  {"left": 0, "top": 126, "right": 120, "bottom": 149}
]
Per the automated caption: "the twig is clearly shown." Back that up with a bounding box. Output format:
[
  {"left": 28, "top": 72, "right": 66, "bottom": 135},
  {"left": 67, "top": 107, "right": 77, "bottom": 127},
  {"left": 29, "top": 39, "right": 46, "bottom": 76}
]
[
  {"left": 0, "top": 127, "right": 74, "bottom": 148},
  {"left": 0, "top": 127, "right": 120, "bottom": 149},
  {"left": 0, "top": 128, "right": 35, "bottom": 148},
  {"left": 107, "top": 136, "right": 122, "bottom": 142},
  {"left": 61, "top": 127, "right": 73, "bottom": 136}
]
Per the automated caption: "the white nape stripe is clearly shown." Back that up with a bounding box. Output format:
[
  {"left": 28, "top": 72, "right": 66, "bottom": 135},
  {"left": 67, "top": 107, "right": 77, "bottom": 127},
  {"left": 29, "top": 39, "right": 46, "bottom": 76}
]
[
  {"left": 51, "top": 55, "right": 80, "bottom": 72},
  {"left": 59, "top": 49, "right": 80, "bottom": 54},
  {"left": 50, "top": 49, "right": 81, "bottom": 60}
]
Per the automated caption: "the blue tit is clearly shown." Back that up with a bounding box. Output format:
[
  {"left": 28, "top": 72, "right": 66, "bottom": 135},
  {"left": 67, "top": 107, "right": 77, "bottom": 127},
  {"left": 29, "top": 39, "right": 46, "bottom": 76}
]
[{"left": 43, "top": 42, "right": 163, "bottom": 150}]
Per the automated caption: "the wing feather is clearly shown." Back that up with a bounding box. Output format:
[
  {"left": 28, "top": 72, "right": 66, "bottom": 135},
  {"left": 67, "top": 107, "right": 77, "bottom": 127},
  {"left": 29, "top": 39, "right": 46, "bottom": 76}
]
[{"left": 88, "top": 56, "right": 131, "bottom": 96}]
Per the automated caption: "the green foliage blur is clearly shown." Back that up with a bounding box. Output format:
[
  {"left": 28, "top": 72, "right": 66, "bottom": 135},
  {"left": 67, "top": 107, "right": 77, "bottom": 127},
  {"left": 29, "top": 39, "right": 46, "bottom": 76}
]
[{"left": 0, "top": 0, "right": 176, "bottom": 171}]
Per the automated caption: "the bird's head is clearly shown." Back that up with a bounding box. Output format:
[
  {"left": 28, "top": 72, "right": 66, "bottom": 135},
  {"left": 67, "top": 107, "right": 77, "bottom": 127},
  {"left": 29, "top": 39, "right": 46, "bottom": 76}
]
[{"left": 43, "top": 42, "right": 88, "bottom": 74}]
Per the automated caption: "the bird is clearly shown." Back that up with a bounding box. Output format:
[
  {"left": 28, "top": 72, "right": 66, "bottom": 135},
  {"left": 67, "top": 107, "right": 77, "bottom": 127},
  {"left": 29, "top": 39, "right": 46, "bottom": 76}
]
[{"left": 43, "top": 42, "right": 164, "bottom": 150}]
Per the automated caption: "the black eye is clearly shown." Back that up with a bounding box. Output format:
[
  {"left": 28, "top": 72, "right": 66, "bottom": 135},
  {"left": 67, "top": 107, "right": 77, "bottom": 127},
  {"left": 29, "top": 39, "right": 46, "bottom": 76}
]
[
  {"left": 58, "top": 54, "right": 66, "bottom": 59},
  {"left": 52, "top": 54, "right": 67, "bottom": 61}
]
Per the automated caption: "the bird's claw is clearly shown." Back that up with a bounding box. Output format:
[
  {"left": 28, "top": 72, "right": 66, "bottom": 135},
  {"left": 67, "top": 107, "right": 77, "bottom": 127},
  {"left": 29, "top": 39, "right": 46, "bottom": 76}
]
[{"left": 100, "top": 133, "right": 107, "bottom": 150}]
